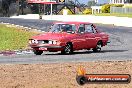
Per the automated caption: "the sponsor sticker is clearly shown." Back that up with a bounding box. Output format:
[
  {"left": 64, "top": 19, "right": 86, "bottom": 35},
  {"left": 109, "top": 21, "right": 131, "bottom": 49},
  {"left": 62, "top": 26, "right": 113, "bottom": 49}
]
[{"left": 76, "top": 66, "right": 131, "bottom": 85}]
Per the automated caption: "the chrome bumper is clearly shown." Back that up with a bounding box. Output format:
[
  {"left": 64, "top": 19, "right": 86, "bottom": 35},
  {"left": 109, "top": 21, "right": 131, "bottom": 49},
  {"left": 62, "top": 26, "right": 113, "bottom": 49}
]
[{"left": 30, "top": 45, "right": 64, "bottom": 49}]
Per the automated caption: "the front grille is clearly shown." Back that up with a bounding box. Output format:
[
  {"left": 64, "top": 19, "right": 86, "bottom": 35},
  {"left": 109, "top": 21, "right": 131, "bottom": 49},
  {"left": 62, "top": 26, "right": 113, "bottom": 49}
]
[{"left": 38, "top": 40, "right": 49, "bottom": 44}]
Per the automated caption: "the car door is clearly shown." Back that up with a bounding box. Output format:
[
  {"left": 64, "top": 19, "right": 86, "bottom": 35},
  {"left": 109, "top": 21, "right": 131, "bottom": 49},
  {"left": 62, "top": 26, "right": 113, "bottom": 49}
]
[
  {"left": 92, "top": 25, "right": 107, "bottom": 46},
  {"left": 84, "top": 24, "right": 97, "bottom": 49},
  {"left": 74, "top": 24, "right": 86, "bottom": 50}
]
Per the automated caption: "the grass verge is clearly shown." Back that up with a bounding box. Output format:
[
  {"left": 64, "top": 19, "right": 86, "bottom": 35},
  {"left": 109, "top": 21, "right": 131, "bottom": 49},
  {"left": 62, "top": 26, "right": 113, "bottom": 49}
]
[{"left": 0, "top": 24, "right": 38, "bottom": 50}]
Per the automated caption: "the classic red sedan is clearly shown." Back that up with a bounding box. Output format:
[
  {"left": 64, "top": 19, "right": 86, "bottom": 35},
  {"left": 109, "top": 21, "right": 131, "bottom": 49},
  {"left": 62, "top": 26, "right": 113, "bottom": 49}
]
[{"left": 29, "top": 22, "right": 109, "bottom": 55}]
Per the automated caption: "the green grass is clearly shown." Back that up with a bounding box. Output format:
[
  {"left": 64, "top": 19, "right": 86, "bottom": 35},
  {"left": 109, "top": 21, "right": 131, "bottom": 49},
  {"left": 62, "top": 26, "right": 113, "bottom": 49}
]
[
  {"left": 94, "top": 13, "right": 132, "bottom": 18},
  {"left": 0, "top": 24, "right": 37, "bottom": 50}
]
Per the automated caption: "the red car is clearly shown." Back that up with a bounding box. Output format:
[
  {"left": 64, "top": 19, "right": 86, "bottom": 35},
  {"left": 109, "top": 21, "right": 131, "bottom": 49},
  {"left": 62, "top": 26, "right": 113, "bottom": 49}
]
[{"left": 29, "top": 22, "right": 109, "bottom": 55}]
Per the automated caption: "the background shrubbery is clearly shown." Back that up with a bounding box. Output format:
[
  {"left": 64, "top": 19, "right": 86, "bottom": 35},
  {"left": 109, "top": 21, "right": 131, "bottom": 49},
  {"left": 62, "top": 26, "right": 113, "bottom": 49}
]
[
  {"left": 101, "top": 4, "right": 124, "bottom": 13},
  {"left": 83, "top": 8, "right": 92, "bottom": 14}
]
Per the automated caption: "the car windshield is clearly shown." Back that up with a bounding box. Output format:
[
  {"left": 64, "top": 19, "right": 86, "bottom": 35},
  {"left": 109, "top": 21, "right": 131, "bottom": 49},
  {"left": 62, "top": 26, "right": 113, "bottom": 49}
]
[{"left": 50, "top": 24, "right": 76, "bottom": 33}]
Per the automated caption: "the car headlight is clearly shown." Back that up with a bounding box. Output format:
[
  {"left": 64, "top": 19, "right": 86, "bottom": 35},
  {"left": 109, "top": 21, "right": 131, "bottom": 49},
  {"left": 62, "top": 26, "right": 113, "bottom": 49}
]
[
  {"left": 34, "top": 40, "right": 38, "bottom": 44},
  {"left": 48, "top": 40, "right": 57, "bottom": 44},
  {"left": 49, "top": 40, "right": 53, "bottom": 44},
  {"left": 53, "top": 40, "right": 57, "bottom": 44},
  {"left": 29, "top": 39, "right": 38, "bottom": 44},
  {"left": 41, "top": 41, "right": 45, "bottom": 44}
]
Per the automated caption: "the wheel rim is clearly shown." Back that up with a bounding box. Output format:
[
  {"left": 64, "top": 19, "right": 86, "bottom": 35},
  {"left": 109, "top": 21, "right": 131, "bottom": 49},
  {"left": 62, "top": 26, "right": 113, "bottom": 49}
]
[
  {"left": 65, "top": 44, "right": 71, "bottom": 54},
  {"left": 96, "top": 43, "right": 102, "bottom": 51}
]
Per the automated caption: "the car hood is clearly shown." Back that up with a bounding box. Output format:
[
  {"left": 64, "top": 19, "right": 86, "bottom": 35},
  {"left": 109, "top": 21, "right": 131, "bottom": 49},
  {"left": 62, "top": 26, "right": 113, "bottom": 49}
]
[{"left": 31, "top": 32, "right": 75, "bottom": 40}]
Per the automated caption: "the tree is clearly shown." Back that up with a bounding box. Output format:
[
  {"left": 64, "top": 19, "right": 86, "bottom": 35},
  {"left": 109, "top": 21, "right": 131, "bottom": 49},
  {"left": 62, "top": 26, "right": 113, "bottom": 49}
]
[
  {"left": 87, "top": 0, "right": 96, "bottom": 7},
  {"left": 101, "top": 4, "right": 124, "bottom": 13}
]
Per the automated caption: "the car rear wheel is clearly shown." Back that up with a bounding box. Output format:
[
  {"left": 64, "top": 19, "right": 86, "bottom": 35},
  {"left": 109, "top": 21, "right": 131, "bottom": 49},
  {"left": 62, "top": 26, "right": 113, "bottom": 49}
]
[
  {"left": 33, "top": 50, "right": 43, "bottom": 55},
  {"left": 93, "top": 41, "right": 102, "bottom": 52},
  {"left": 61, "top": 43, "right": 73, "bottom": 54}
]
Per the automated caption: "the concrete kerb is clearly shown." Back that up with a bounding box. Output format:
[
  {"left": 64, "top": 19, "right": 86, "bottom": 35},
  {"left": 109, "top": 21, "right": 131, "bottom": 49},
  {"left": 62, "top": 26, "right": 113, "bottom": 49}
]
[{"left": 0, "top": 48, "right": 34, "bottom": 56}]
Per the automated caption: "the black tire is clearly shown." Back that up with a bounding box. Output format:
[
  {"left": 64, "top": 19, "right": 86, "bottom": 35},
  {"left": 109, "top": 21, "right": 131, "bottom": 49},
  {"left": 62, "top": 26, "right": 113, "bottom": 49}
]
[
  {"left": 61, "top": 43, "right": 73, "bottom": 54},
  {"left": 76, "top": 76, "right": 87, "bottom": 85},
  {"left": 93, "top": 41, "right": 102, "bottom": 52},
  {"left": 33, "top": 50, "right": 43, "bottom": 55}
]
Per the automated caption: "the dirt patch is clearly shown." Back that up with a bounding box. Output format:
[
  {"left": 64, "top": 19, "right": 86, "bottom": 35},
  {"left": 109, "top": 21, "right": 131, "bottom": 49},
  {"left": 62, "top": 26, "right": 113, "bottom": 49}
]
[{"left": 0, "top": 61, "right": 132, "bottom": 88}]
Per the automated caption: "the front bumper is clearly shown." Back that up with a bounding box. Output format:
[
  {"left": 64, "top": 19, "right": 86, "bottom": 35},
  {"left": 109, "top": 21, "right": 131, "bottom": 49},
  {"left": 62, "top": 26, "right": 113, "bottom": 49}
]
[{"left": 29, "top": 44, "right": 64, "bottom": 51}]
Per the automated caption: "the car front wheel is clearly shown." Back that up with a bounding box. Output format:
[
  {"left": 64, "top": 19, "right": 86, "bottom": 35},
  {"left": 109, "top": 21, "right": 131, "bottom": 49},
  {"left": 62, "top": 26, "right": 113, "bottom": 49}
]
[
  {"left": 93, "top": 41, "right": 102, "bottom": 52},
  {"left": 33, "top": 50, "right": 43, "bottom": 55},
  {"left": 61, "top": 43, "right": 73, "bottom": 54}
]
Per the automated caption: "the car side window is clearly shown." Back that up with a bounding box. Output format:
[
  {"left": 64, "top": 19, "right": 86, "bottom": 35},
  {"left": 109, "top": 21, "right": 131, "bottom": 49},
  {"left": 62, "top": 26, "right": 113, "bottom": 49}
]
[
  {"left": 78, "top": 24, "right": 85, "bottom": 33},
  {"left": 85, "top": 24, "right": 94, "bottom": 33}
]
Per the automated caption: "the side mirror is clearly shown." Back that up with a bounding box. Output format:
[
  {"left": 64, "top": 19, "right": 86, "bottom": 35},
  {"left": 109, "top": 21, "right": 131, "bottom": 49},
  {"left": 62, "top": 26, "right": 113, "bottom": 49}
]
[
  {"left": 47, "top": 26, "right": 52, "bottom": 32},
  {"left": 49, "top": 25, "right": 53, "bottom": 30}
]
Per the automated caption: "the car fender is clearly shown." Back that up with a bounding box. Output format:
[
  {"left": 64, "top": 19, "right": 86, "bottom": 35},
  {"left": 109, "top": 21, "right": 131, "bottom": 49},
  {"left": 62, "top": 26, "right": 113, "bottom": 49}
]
[{"left": 95, "top": 37, "right": 102, "bottom": 43}]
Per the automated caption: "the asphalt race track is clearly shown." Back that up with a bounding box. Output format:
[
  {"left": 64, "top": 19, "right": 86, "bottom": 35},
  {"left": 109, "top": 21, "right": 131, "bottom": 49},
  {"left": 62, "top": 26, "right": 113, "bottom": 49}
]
[{"left": 0, "top": 18, "right": 132, "bottom": 64}]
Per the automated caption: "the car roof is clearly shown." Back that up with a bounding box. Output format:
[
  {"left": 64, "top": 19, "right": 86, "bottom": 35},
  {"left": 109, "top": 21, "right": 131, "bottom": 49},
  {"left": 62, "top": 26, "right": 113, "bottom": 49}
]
[{"left": 54, "top": 21, "right": 91, "bottom": 25}]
